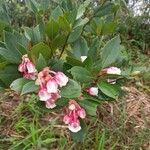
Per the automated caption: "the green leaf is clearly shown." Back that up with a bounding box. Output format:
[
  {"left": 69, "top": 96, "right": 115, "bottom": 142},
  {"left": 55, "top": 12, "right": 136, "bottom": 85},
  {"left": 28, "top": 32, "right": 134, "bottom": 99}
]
[
  {"left": 76, "top": 0, "right": 91, "bottom": 19},
  {"left": 36, "top": 54, "right": 47, "bottom": 71},
  {"left": 30, "top": 42, "right": 51, "bottom": 63},
  {"left": 70, "top": 120, "right": 87, "bottom": 142},
  {"left": 25, "top": 0, "right": 39, "bottom": 13},
  {"left": 66, "top": 56, "right": 82, "bottom": 67},
  {"left": 24, "top": 26, "right": 42, "bottom": 45},
  {"left": 74, "top": 18, "right": 89, "bottom": 28},
  {"left": 0, "top": 47, "right": 20, "bottom": 64},
  {"left": 45, "top": 19, "right": 59, "bottom": 40},
  {"left": 68, "top": 26, "right": 83, "bottom": 43},
  {"left": 58, "top": 16, "right": 71, "bottom": 32},
  {"left": 101, "top": 36, "right": 121, "bottom": 68},
  {"left": 10, "top": 78, "right": 38, "bottom": 95},
  {"left": 10, "top": 78, "right": 29, "bottom": 93},
  {"left": 0, "top": 65, "right": 21, "bottom": 87},
  {"left": 98, "top": 131, "right": 105, "bottom": 150},
  {"left": 71, "top": 37, "right": 89, "bottom": 59},
  {"left": 50, "top": 6, "right": 63, "bottom": 20},
  {"left": 97, "top": 81, "right": 120, "bottom": 99},
  {"left": 79, "top": 99, "right": 98, "bottom": 116},
  {"left": 70, "top": 66, "right": 93, "bottom": 83},
  {"left": 88, "top": 37, "right": 99, "bottom": 61},
  {"left": 61, "top": 79, "right": 81, "bottom": 98},
  {"left": 21, "top": 81, "right": 38, "bottom": 95},
  {"left": 3, "top": 31, "right": 25, "bottom": 63}
]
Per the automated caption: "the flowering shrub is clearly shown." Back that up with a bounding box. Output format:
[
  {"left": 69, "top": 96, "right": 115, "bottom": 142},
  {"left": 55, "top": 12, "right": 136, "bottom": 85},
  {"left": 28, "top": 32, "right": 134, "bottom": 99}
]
[{"left": 0, "top": 0, "right": 127, "bottom": 140}]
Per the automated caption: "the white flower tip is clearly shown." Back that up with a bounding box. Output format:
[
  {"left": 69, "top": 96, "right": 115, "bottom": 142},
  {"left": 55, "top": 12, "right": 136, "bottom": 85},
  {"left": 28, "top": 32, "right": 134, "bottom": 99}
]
[
  {"left": 45, "top": 102, "right": 56, "bottom": 109},
  {"left": 68, "top": 125, "right": 81, "bottom": 133},
  {"left": 80, "top": 56, "right": 87, "bottom": 62}
]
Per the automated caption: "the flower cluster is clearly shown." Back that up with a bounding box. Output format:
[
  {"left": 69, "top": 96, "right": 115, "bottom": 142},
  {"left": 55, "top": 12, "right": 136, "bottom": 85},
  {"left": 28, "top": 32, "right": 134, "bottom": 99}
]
[
  {"left": 17, "top": 55, "right": 121, "bottom": 133},
  {"left": 36, "top": 67, "right": 69, "bottom": 109},
  {"left": 18, "top": 54, "right": 37, "bottom": 80},
  {"left": 63, "top": 100, "right": 86, "bottom": 132}
]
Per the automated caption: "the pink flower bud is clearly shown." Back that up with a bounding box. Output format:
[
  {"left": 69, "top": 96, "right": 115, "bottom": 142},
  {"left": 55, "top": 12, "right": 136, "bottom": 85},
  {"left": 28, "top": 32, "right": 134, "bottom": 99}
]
[
  {"left": 54, "top": 72, "right": 68, "bottom": 87},
  {"left": 87, "top": 87, "right": 98, "bottom": 96},
  {"left": 46, "top": 79, "right": 58, "bottom": 93},
  {"left": 38, "top": 88, "right": 51, "bottom": 101},
  {"left": 102, "top": 67, "right": 121, "bottom": 75},
  {"left": 77, "top": 108, "right": 86, "bottom": 119},
  {"left": 18, "top": 63, "right": 25, "bottom": 72},
  {"left": 63, "top": 115, "right": 70, "bottom": 124}
]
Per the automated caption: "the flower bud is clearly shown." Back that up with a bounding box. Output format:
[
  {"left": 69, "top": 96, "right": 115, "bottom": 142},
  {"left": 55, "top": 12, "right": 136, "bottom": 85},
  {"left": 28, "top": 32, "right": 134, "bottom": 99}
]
[{"left": 87, "top": 87, "right": 98, "bottom": 96}]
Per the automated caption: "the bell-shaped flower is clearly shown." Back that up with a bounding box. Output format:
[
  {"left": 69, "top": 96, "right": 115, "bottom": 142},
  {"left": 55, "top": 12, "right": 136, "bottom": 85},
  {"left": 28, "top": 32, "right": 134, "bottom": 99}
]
[
  {"left": 46, "top": 78, "right": 58, "bottom": 93},
  {"left": 54, "top": 72, "right": 69, "bottom": 87},
  {"left": 68, "top": 120, "right": 81, "bottom": 133},
  {"left": 63, "top": 100, "right": 86, "bottom": 133},
  {"left": 18, "top": 54, "right": 37, "bottom": 80},
  {"left": 86, "top": 87, "right": 98, "bottom": 96},
  {"left": 45, "top": 92, "right": 61, "bottom": 109},
  {"left": 38, "top": 88, "right": 51, "bottom": 101}
]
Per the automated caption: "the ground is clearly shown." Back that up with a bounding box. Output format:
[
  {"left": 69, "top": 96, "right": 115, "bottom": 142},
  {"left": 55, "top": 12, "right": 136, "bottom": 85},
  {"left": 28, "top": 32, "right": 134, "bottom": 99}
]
[{"left": 0, "top": 86, "right": 150, "bottom": 150}]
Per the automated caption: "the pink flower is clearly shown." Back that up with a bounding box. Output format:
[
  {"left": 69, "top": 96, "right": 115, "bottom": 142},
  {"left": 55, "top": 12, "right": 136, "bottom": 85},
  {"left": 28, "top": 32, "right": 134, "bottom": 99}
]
[
  {"left": 63, "top": 100, "right": 86, "bottom": 133},
  {"left": 18, "top": 54, "right": 37, "bottom": 80},
  {"left": 101, "top": 67, "right": 121, "bottom": 75},
  {"left": 36, "top": 67, "right": 69, "bottom": 109},
  {"left": 45, "top": 92, "right": 61, "bottom": 109},
  {"left": 54, "top": 72, "right": 69, "bottom": 87},
  {"left": 38, "top": 88, "right": 51, "bottom": 101},
  {"left": 46, "top": 79, "right": 58, "bottom": 93},
  {"left": 86, "top": 87, "right": 98, "bottom": 96}
]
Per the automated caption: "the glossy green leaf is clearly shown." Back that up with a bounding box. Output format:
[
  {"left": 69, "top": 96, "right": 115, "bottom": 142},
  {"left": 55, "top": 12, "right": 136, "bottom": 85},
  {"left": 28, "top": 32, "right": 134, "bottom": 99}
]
[
  {"left": 24, "top": 26, "right": 42, "bottom": 45},
  {"left": 21, "top": 81, "right": 38, "bottom": 95},
  {"left": 0, "top": 65, "right": 21, "bottom": 87},
  {"left": 79, "top": 99, "right": 98, "bottom": 116},
  {"left": 45, "top": 19, "right": 59, "bottom": 40},
  {"left": 69, "top": 66, "right": 93, "bottom": 83},
  {"left": 97, "top": 81, "right": 120, "bottom": 99},
  {"left": 61, "top": 79, "right": 81, "bottom": 98},
  {"left": 50, "top": 6, "right": 63, "bottom": 20},
  {"left": 25, "top": 0, "right": 39, "bottom": 13},
  {"left": 36, "top": 54, "right": 47, "bottom": 71},
  {"left": 30, "top": 42, "right": 51, "bottom": 63},
  {"left": 70, "top": 120, "right": 87, "bottom": 142},
  {"left": 101, "top": 36, "right": 121, "bottom": 68},
  {"left": 10, "top": 78, "right": 29, "bottom": 93},
  {"left": 71, "top": 37, "right": 89, "bottom": 59},
  {"left": 68, "top": 26, "right": 83, "bottom": 43}
]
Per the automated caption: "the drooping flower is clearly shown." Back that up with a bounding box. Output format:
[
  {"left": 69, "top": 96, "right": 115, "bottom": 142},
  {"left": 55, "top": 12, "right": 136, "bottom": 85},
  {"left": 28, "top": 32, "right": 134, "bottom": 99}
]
[
  {"left": 38, "top": 88, "right": 51, "bottom": 101},
  {"left": 18, "top": 54, "right": 37, "bottom": 80},
  {"left": 36, "top": 67, "right": 68, "bottom": 109},
  {"left": 54, "top": 72, "right": 69, "bottom": 87},
  {"left": 63, "top": 100, "right": 86, "bottom": 133},
  {"left": 45, "top": 92, "right": 61, "bottom": 109},
  {"left": 101, "top": 67, "right": 121, "bottom": 75},
  {"left": 46, "top": 78, "right": 58, "bottom": 93},
  {"left": 86, "top": 87, "right": 98, "bottom": 96}
]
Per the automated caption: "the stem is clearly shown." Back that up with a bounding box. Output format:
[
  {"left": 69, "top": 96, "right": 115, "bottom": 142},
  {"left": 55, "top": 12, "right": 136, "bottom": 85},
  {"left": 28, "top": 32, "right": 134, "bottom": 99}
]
[{"left": 59, "top": 33, "right": 70, "bottom": 59}]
